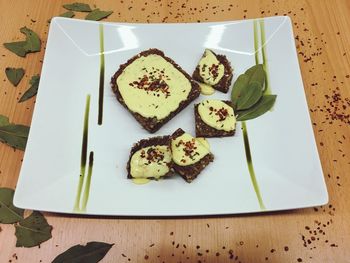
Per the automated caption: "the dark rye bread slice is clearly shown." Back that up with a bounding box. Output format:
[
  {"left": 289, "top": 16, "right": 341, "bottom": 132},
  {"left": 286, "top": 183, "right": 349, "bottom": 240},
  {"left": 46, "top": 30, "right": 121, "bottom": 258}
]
[
  {"left": 192, "top": 49, "right": 233, "bottom": 93},
  {"left": 127, "top": 135, "right": 173, "bottom": 179},
  {"left": 111, "top": 48, "right": 200, "bottom": 133},
  {"left": 171, "top": 128, "right": 214, "bottom": 183},
  {"left": 195, "top": 101, "right": 236, "bottom": 138}
]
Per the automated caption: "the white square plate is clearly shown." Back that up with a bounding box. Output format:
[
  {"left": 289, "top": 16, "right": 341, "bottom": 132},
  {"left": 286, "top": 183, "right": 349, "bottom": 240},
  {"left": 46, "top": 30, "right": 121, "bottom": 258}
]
[{"left": 14, "top": 16, "right": 328, "bottom": 216}]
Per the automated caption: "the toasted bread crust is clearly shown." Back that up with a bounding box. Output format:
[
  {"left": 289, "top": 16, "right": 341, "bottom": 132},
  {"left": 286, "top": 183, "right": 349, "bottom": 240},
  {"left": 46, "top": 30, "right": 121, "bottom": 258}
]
[
  {"left": 192, "top": 50, "right": 233, "bottom": 93},
  {"left": 194, "top": 101, "right": 236, "bottom": 138},
  {"left": 111, "top": 48, "right": 200, "bottom": 133},
  {"left": 171, "top": 128, "right": 214, "bottom": 183},
  {"left": 127, "top": 135, "right": 173, "bottom": 179}
]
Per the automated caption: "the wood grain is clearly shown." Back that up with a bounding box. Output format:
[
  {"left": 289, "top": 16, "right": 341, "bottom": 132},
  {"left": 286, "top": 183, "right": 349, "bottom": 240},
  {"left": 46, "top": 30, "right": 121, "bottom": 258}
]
[{"left": 0, "top": 0, "right": 349, "bottom": 262}]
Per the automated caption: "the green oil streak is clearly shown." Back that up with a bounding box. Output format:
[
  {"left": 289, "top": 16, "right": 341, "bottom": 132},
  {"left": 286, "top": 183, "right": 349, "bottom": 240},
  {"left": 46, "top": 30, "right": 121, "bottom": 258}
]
[
  {"left": 259, "top": 19, "right": 271, "bottom": 95},
  {"left": 81, "top": 151, "right": 94, "bottom": 212},
  {"left": 98, "top": 24, "right": 105, "bottom": 125},
  {"left": 240, "top": 20, "right": 266, "bottom": 210},
  {"left": 253, "top": 20, "right": 259, "bottom": 65},
  {"left": 242, "top": 122, "right": 266, "bottom": 210},
  {"left": 74, "top": 94, "right": 91, "bottom": 212}
]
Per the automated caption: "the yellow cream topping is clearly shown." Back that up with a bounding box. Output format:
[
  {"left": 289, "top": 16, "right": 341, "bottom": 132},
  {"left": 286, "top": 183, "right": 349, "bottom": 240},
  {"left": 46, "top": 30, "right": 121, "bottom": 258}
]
[
  {"left": 117, "top": 54, "right": 192, "bottom": 120},
  {"left": 199, "top": 82, "right": 215, "bottom": 95},
  {"left": 196, "top": 137, "right": 210, "bottom": 150},
  {"left": 171, "top": 133, "right": 210, "bottom": 166},
  {"left": 130, "top": 145, "right": 172, "bottom": 179},
  {"left": 132, "top": 178, "right": 151, "bottom": 185},
  {"left": 198, "top": 49, "right": 225, "bottom": 86},
  {"left": 198, "top": 100, "right": 236, "bottom": 132}
]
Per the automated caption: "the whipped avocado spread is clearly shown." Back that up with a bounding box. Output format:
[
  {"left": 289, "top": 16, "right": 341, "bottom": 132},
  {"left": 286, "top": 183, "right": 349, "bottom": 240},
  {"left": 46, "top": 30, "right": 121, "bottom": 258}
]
[
  {"left": 117, "top": 54, "right": 192, "bottom": 120},
  {"left": 196, "top": 137, "right": 210, "bottom": 150},
  {"left": 198, "top": 49, "right": 225, "bottom": 86},
  {"left": 171, "top": 133, "right": 210, "bottom": 166},
  {"left": 198, "top": 100, "right": 236, "bottom": 132},
  {"left": 198, "top": 82, "right": 215, "bottom": 95},
  {"left": 130, "top": 145, "right": 172, "bottom": 179}
]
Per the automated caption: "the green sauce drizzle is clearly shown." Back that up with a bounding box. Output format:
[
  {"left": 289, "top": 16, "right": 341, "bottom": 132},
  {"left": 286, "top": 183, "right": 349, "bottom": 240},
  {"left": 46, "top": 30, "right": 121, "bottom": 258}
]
[
  {"left": 74, "top": 94, "right": 91, "bottom": 212},
  {"left": 259, "top": 19, "right": 271, "bottom": 95},
  {"left": 242, "top": 121, "right": 265, "bottom": 210},
  {"left": 98, "top": 24, "right": 105, "bottom": 125},
  {"left": 81, "top": 151, "right": 94, "bottom": 212},
  {"left": 241, "top": 19, "right": 272, "bottom": 210}
]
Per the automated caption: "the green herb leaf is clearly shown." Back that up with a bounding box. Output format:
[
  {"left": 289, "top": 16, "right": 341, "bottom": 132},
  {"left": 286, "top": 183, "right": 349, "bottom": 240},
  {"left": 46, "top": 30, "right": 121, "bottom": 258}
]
[
  {"left": 236, "top": 95, "right": 277, "bottom": 121},
  {"left": 19, "top": 75, "right": 40, "bottom": 103},
  {"left": 85, "top": 9, "right": 113, "bottom": 21},
  {"left": 52, "top": 242, "right": 114, "bottom": 263},
  {"left": 3, "top": 41, "right": 27, "bottom": 57},
  {"left": 231, "top": 64, "right": 267, "bottom": 110},
  {"left": 15, "top": 211, "right": 53, "bottom": 248},
  {"left": 244, "top": 64, "right": 265, "bottom": 88},
  {"left": 59, "top": 11, "right": 75, "bottom": 18},
  {"left": 5, "top": 68, "right": 25, "bottom": 87},
  {"left": 236, "top": 81, "right": 263, "bottom": 110},
  {"left": 0, "top": 188, "right": 24, "bottom": 224},
  {"left": 63, "top": 2, "right": 92, "bottom": 12},
  {"left": 0, "top": 115, "right": 30, "bottom": 150},
  {"left": 3, "top": 27, "right": 41, "bottom": 57},
  {"left": 0, "top": 115, "right": 10, "bottom": 126},
  {"left": 231, "top": 74, "right": 249, "bottom": 106},
  {"left": 20, "top": 27, "right": 41, "bottom": 53}
]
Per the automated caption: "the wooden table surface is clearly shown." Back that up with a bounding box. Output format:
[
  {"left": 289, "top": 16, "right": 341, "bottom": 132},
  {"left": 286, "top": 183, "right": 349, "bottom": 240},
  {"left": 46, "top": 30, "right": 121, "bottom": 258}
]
[{"left": 0, "top": 0, "right": 349, "bottom": 262}]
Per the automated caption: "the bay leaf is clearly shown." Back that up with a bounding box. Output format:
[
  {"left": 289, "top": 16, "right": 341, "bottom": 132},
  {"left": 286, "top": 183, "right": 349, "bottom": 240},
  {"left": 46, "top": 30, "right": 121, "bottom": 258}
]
[
  {"left": 5, "top": 67, "right": 25, "bottom": 87},
  {"left": 63, "top": 3, "right": 92, "bottom": 12},
  {"left": 3, "top": 27, "right": 41, "bottom": 57},
  {"left": 3, "top": 41, "right": 27, "bottom": 57},
  {"left": 19, "top": 75, "right": 40, "bottom": 103},
  {"left": 0, "top": 188, "right": 24, "bottom": 224},
  {"left": 59, "top": 11, "right": 75, "bottom": 18},
  {"left": 244, "top": 64, "right": 265, "bottom": 87},
  {"left": 52, "top": 242, "right": 114, "bottom": 263},
  {"left": 236, "top": 81, "right": 263, "bottom": 110},
  {"left": 15, "top": 211, "right": 53, "bottom": 248},
  {"left": 236, "top": 95, "right": 277, "bottom": 121},
  {"left": 85, "top": 9, "right": 113, "bottom": 21},
  {"left": 0, "top": 115, "right": 29, "bottom": 150},
  {"left": 0, "top": 115, "right": 10, "bottom": 126},
  {"left": 20, "top": 27, "right": 41, "bottom": 54},
  {"left": 231, "top": 74, "right": 249, "bottom": 107}
]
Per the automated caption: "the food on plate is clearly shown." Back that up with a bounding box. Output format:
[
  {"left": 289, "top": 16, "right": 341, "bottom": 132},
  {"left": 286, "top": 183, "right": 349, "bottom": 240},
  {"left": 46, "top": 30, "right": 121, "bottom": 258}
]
[
  {"left": 198, "top": 82, "right": 215, "bottom": 95},
  {"left": 192, "top": 49, "right": 233, "bottom": 93},
  {"left": 127, "top": 135, "right": 173, "bottom": 182},
  {"left": 111, "top": 48, "right": 200, "bottom": 133},
  {"left": 195, "top": 99, "right": 236, "bottom": 137},
  {"left": 171, "top": 128, "right": 214, "bottom": 183}
]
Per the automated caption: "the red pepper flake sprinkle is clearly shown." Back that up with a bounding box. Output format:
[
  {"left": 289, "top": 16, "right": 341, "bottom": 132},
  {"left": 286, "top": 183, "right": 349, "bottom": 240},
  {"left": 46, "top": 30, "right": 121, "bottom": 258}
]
[
  {"left": 140, "top": 147, "right": 166, "bottom": 165},
  {"left": 208, "top": 104, "right": 230, "bottom": 122},
  {"left": 215, "top": 107, "right": 229, "bottom": 121},
  {"left": 129, "top": 68, "right": 171, "bottom": 98},
  {"left": 175, "top": 138, "right": 200, "bottom": 162},
  {"left": 209, "top": 63, "right": 219, "bottom": 79}
]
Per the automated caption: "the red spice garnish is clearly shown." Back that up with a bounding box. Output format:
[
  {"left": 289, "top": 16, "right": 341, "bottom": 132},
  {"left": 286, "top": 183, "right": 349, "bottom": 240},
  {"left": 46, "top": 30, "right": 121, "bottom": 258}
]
[
  {"left": 129, "top": 69, "right": 171, "bottom": 98},
  {"left": 208, "top": 105, "right": 230, "bottom": 122},
  {"left": 215, "top": 107, "right": 229, "bottom": 121},
  {"left": 176, "top": 138, "right": 199, "bottom": 160},
  {"left": 323, "top": 90, "right": 350, "bottom": 125},
  {"left": 209, "top": 63, "right": 219, "bottom": 79},
  {"left": 140, "top": 147, "right": 166, "bottom": 164}
]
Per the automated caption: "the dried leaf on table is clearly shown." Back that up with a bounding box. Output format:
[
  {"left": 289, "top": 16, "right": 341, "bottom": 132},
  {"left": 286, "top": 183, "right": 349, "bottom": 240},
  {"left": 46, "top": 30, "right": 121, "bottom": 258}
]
[
  {"left": 15, "top": 211, "right": 53, "bottom": 248},
  {"left": 52, "top": 241, "right": 114, "bottom": 263},
  {"left": 0, "top": 188, "right": 24, "bottom": 224}
]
